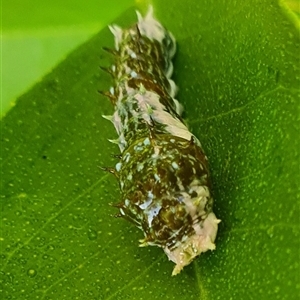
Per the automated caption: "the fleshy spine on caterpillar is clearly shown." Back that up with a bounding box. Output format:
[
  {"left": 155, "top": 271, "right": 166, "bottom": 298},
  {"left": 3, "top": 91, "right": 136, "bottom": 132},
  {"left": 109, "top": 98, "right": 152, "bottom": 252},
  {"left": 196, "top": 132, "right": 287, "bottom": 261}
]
[{"left": 101, "top": 6, "right": 220, "bottom": 276}]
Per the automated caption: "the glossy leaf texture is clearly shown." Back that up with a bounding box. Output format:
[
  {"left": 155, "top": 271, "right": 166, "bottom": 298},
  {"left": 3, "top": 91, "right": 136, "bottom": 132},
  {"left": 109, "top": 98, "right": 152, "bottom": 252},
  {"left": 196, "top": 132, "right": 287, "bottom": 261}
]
[{"left": 1, "top": 1, "right": 299, "bottom": 299}]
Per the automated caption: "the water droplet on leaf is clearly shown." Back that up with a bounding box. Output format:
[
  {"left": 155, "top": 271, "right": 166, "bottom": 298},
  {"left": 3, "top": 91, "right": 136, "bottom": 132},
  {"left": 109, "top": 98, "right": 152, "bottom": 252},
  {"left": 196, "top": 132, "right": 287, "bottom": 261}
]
[
  {"left": 88, "top": 229, "right": 98, "bottom": 240},
  {"left": 27, "top": 269, "right": 37, "bottom": 278}
]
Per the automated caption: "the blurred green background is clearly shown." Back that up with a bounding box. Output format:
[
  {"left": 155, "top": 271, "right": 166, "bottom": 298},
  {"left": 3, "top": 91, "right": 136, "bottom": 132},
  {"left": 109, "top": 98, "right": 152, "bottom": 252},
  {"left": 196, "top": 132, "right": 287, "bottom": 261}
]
[{"left": 1, "top": 0, "right": 136, "bottom": 116}]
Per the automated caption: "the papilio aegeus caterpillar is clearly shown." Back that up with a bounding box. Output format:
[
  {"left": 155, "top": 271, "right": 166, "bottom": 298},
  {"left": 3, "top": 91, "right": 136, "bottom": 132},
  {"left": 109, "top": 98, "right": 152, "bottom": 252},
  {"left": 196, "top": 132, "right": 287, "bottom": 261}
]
[{"left": 101, "top": 7, "right": 220, "bottom": 276}]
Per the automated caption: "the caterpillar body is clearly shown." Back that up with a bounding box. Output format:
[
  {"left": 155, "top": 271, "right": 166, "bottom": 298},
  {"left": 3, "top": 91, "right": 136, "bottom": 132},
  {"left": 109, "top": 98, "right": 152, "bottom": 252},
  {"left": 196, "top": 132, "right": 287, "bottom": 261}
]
[{"left": 103, "top": 7, "right": 220, "bottom": 276}]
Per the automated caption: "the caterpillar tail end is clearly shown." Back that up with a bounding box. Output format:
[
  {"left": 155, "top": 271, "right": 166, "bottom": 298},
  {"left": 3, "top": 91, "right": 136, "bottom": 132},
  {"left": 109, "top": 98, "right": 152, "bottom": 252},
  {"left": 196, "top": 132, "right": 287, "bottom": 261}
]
[{"left": 163, "top": 213, "right": 221, "bottom": 276}]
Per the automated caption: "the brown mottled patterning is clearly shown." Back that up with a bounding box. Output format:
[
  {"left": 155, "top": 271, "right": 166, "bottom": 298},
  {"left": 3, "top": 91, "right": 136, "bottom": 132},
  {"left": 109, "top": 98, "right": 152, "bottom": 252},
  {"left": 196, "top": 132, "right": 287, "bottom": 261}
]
[{"left": 102, "top": 7, "right": 220, "bottom": 275}]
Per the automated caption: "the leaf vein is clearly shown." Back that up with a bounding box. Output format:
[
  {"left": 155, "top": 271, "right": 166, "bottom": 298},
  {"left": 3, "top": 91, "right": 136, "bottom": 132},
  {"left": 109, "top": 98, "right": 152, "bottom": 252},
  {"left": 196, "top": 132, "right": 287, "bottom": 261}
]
[
  {"left": 190, "top": 85, "right": 292, "bottom": 125},
  {"left": 1, "top": 175, "right": 108, "bottom": 271}
]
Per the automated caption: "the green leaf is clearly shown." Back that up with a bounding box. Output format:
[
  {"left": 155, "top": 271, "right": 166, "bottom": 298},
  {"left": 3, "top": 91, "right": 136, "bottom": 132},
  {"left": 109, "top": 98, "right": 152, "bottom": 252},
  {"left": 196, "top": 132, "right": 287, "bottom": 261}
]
[{"left": 1, "top": 1, "right": 299, "bottom": 299}]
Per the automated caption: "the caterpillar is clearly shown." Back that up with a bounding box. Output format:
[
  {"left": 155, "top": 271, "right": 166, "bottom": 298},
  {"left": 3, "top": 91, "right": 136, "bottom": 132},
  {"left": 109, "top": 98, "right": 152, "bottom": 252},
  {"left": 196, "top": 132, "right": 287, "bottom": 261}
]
[{"left": 102, "top": 7, "right": 220, "bottom": 276}]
